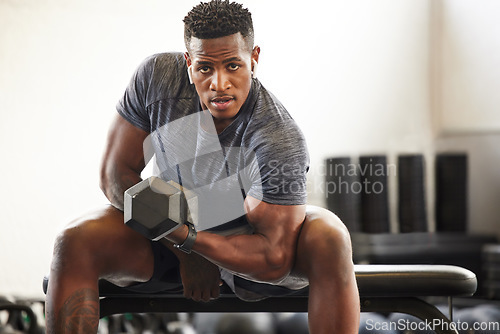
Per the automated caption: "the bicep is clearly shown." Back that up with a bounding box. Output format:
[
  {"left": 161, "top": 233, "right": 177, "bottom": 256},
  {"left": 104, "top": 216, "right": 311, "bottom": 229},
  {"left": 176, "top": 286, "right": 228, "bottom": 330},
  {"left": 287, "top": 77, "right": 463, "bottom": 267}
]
[
  {"left": 101, "top": 113, "right": 150, "bottom": 180},
  {"left": 244, "top": 196, "right": 306, "bottom": 268}
]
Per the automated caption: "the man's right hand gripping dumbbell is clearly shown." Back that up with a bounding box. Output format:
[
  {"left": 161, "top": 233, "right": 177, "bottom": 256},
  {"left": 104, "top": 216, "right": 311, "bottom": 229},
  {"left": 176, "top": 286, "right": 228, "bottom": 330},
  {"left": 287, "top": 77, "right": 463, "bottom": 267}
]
[{"left": 124, "top": 176, "right": 199, "bottom": 254}]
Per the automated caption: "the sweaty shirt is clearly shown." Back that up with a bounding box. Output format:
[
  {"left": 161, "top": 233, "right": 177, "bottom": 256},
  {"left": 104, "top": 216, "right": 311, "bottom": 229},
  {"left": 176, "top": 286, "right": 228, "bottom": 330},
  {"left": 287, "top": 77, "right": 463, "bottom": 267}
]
[{"left": 117, "top": 52, "right": 309, "bottom": 232}]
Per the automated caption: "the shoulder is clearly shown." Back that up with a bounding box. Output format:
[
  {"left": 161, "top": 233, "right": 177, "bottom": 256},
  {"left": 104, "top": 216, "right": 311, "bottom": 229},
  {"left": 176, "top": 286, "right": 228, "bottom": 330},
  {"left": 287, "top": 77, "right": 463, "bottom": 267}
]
[
  {"left": 136, "top": 52, "right": 194, "bottom": 105},
  {"left": 137, "top": 52, "right": 185, "bottom": 72},
  {"left": 248, "top": 82, "right": 308, "bottom": 152},
  {"left": 244, "top": 81, "right": 309, "bottom": 172},
  {"left": 242, "top": 83, "right": 309, "bottom": 205},
  {"left": 138, "top": 52, "right": 189, "bottom": 86}
]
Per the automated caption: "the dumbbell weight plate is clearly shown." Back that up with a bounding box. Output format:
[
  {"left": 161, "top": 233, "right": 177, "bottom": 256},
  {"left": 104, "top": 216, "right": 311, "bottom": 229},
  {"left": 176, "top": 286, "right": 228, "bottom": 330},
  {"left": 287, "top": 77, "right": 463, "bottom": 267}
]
[
  {"left": 164, "top": 179, "right": 198, "bottom": 228},
  {"left": 124, "top": 177, "right": 185, "bottom": 241}
]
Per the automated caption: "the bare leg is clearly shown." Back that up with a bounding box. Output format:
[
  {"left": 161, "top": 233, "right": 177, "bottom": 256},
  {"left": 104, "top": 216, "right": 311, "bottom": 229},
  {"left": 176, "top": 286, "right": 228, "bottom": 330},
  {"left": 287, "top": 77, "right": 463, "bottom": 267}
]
[
  {"left": 45, "top": 206, "right": 155, "bottom": 334},
  {"left": 294, "top": 206, "right": 360, "bottom": 334}
]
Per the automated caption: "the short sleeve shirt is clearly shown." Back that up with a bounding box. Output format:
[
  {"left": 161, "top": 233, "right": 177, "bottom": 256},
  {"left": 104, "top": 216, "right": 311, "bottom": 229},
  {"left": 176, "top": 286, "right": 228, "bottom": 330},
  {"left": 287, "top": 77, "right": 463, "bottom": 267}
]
[{"left": 117, "top": 53, "right": 309, "bottom": 232}]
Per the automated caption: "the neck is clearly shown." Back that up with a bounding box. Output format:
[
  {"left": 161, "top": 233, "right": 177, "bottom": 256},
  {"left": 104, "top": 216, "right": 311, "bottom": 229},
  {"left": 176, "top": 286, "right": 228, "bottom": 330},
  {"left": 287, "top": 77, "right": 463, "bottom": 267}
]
[
  {"left": 200, "top": 103, "right": 236, "bottom": 134},
  {"left": 213, "top": 118, "right": 233, "bottom": 134},
  {"left": 200, "top": 108, "right": 234, "bottom": 134}
]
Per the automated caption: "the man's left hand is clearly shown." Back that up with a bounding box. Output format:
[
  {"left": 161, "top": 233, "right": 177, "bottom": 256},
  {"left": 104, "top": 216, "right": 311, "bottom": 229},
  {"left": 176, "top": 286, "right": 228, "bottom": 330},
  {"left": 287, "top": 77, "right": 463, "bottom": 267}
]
[{"left": 178, "top": 252, "right": 222, "bottom": 302}]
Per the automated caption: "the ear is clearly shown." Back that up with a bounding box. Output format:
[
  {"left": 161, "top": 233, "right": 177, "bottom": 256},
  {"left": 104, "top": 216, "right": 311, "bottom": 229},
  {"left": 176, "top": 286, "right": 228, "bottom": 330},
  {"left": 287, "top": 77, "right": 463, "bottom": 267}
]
[
  {"left": 251, "top": 46, "right": 260, "bottom": 79},
  {"left": 184, "top": 52, "right": 194, "bottom": 84},
  {"left": 251, "top": 46, "right": 260, "bottom": 70},
  {"left": 184, "top": 52, "right": 192, "bottom": 67}
]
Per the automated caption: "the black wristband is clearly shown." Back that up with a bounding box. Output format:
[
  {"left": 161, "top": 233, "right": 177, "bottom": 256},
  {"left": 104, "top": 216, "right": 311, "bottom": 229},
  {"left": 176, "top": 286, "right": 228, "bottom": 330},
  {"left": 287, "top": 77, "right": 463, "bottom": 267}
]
[{"left": 174, "top": 223, "right": 197, "bottom": 254}]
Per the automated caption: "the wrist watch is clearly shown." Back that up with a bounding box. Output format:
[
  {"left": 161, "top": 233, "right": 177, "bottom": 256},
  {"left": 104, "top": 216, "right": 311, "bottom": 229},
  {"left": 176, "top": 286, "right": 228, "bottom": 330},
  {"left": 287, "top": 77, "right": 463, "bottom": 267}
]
[{"left": 174, "top": 223, "right": 197, "bottom": 254}]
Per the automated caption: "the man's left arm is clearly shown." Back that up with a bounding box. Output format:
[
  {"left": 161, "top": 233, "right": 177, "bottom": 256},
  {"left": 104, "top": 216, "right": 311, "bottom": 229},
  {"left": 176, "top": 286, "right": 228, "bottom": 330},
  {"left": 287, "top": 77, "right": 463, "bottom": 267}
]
[{"left": 166, "top": 196, "right": 305, "bottom": 284}]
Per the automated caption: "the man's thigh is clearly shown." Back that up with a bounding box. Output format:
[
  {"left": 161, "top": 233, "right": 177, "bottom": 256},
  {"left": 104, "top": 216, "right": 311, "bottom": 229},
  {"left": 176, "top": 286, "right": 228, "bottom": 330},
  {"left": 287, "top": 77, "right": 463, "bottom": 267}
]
[
  {"left": 60, "top": 205, "right": 158, "bottom": 286},
  {"left": 56, "top": 205, "right": 183, "bottom": 292}
]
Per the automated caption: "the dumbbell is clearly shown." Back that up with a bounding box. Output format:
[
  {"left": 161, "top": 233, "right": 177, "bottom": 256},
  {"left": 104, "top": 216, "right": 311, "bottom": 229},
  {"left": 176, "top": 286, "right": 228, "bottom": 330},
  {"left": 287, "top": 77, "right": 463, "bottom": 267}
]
[{"left": 124, "top": 176, "right": 198, "bottom": 241}]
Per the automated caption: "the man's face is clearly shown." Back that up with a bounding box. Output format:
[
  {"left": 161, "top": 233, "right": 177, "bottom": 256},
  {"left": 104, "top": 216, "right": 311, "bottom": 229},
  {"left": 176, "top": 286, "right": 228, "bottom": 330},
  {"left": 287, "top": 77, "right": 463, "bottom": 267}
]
[{"left": 186, "top": 33, "right": 259, "bottom": 131}]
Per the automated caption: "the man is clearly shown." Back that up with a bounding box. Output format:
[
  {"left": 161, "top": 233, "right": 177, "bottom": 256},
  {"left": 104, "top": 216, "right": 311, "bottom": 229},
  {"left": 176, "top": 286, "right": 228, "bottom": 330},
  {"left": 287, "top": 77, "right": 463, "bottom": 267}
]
[{"left": 45, "top": 1, "right": 360, "bottom": 333}]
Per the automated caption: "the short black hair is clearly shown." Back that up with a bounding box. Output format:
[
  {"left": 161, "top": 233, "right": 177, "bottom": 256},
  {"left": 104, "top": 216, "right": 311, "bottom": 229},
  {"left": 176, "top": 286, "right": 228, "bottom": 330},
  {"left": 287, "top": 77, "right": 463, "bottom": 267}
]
[{"left": 183, "top": 0, "right": 254, "bottom": 51}]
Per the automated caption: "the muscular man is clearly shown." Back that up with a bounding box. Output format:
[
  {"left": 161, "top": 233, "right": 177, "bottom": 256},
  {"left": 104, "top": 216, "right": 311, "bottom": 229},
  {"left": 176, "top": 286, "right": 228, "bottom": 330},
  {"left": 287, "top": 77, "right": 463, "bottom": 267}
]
[{"left": 45, "top": 1, "right": 360, "bottom": 333}]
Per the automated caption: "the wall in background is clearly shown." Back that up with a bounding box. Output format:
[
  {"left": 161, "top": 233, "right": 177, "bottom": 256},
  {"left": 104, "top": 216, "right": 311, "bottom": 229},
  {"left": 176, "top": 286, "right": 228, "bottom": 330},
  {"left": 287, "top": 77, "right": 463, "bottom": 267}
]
[
  {"left": 433, "top": 0, "right": 500, "bottom": 134},
  {"left": 0, "top": 0, "right": 498, "bottom": 298},
  {"left": 431, "top": 0, "right": 500, "bottom": 237}
]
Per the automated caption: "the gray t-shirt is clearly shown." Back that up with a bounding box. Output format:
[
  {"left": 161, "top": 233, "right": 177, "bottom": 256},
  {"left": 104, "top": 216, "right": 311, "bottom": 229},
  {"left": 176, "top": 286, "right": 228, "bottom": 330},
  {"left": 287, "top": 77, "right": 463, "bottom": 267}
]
[{"left": 117, "top": 52, "right": 309, "bottom": 232}]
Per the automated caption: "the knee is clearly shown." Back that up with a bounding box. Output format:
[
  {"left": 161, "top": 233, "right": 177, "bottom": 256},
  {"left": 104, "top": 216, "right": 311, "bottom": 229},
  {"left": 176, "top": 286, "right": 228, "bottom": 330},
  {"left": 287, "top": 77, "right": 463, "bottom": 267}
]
[
  {"left": 297, "top": 207, "right": 355, "bottom": 286},
  {"left": 50, "top": 217, "right": 104, "bottom": 272},
  {"left": 302, "top": 206, "right": 352, "bottom": 258}
]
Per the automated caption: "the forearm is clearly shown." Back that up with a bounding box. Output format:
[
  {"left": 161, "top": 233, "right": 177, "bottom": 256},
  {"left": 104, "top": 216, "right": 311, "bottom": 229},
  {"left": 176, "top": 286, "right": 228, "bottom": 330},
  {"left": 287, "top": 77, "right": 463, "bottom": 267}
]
[
  {"left": 201, "top": 232, "right": 292, "bottom": 283},
  {"left": 100, "top": 166, "right": 142, "bottom": 211},
  {"left": 166, "top": 225, "right": 296, "bottom": 283}
]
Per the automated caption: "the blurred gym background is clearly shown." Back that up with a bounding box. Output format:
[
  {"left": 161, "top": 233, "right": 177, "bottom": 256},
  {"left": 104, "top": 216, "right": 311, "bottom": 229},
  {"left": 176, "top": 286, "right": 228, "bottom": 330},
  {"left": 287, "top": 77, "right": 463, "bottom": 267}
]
[{"left": 1, "top": 0, "right": 500, "bottom": 332}]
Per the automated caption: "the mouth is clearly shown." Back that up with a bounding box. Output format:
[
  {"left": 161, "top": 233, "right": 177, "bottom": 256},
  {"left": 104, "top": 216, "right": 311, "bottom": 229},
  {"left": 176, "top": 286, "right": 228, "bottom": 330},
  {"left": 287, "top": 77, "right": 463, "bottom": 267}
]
[{"left": 210, "top": 95, "right": 235, "bottom": 111}]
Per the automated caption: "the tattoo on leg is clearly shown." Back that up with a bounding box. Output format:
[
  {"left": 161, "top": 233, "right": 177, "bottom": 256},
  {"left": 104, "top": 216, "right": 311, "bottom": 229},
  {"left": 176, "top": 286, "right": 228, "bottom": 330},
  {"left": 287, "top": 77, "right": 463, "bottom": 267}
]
[{"left": 56, "top": 288, "right": 99, "bottom": 333}]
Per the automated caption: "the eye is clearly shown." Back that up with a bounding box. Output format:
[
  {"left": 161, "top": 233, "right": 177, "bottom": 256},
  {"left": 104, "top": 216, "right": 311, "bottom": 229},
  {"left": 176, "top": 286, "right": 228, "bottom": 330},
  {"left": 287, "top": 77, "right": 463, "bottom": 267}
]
[
  {"left": 198, "top": 66, "right": 211, "bottom": 74},
  {"left": 228, "top": 63, "right": 240, "bottom": 71}
]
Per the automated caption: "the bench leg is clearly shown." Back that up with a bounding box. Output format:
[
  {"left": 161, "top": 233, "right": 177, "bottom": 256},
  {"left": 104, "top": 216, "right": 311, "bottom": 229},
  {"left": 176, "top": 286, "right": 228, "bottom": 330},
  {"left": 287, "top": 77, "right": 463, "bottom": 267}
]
[{"left": 361, "top": 297, "right": 458, "bottom": 334}]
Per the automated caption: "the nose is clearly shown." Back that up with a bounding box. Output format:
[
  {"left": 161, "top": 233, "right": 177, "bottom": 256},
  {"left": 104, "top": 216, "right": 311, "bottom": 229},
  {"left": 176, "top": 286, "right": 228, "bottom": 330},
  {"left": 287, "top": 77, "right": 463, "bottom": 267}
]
[{"left": 209, "top": 70, "right": 231, "bottom": 92}]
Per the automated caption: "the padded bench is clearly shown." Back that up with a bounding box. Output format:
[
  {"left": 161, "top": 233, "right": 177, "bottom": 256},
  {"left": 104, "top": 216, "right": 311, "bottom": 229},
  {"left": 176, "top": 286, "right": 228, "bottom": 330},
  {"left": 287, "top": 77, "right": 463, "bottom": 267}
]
[{"left": 43, "top": 264, "right": 477, "bottom": 334}]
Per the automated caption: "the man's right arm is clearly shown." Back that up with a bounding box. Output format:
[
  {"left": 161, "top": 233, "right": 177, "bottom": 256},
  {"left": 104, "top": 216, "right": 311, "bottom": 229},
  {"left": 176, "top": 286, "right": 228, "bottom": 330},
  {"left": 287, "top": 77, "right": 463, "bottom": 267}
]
[
  {"left": 99, "top": 113, "right": 221, "bottom": 301},
  {"left": 100, "top": 114, "right": 150, "bottom": 210}
]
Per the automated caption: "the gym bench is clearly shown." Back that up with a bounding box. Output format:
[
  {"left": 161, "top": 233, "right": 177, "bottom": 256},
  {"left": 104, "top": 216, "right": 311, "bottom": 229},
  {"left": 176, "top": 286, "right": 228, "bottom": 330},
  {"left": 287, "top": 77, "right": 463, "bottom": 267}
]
[{"left": 43, "top": 264, "right": 477, "bottom": 334}]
